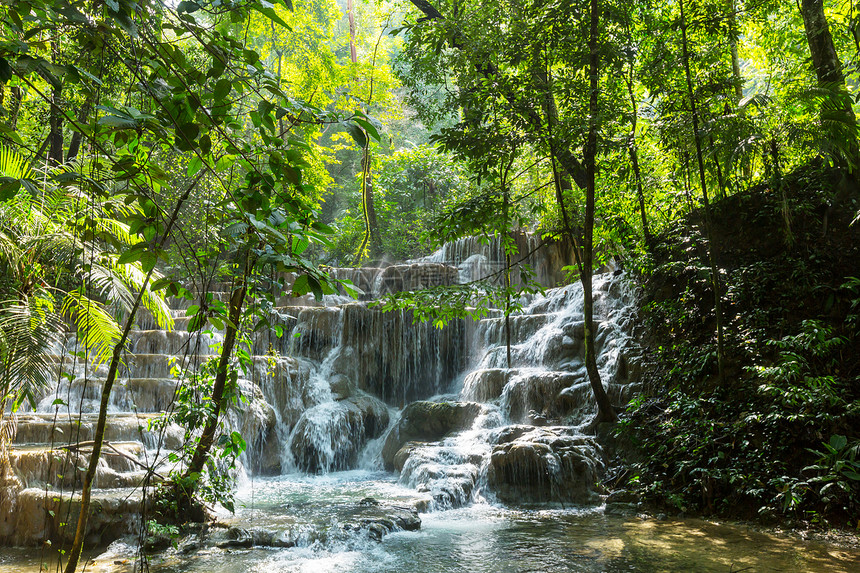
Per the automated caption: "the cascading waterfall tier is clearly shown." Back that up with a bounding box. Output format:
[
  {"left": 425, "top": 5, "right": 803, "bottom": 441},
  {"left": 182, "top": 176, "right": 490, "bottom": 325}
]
[
  {"left": 0, "top": 232, "right": 639, "bottom": 548},
  {"left": 384, "top": 272, "right": 641, "bottom": 509}
]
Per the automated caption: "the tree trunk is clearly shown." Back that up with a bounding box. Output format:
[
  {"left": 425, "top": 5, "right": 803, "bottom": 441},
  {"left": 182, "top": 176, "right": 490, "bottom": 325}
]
[
  {"left": 347, "top": 0, "right": 358, "bottom": 64},
  {"left": 623, "top": 60, "right": 651, "bottom": 245},
  {"left": 353, "top": 144, "right": 379, "bottom": 264},
  {"left": 63, "top": 181, "right": 198, "bottom": 573},
  {"left": 584, "top": 0, "right": 616, "bottom": 424},
  {"left": 66, "top": 102, "right": 91, "bottom": 163},
  {"left": 48, "top": 42, "right": 63, "bottom": 166},
  {"left": 183, "top": 272, "right": 248, "bottom": 479},
  {"left": 727, "top": 0, "right": 743, "bottom": 102},
  {"left": 799, "top": 0, "right": 860, "bottom": 169},
  {"left": 7, "top": 86, "right": 22, "bottom": 130},
  {"left": 503, "top": 184, "right": 512, "bottom": 369},
  {"left": 679, "top": 0, "right": 726, "bottom": 384}
]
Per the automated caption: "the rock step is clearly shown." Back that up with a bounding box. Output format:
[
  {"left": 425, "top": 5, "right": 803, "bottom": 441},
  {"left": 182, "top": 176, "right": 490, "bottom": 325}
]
[
  {"left": 7, "top": 441, "right": 166, "bottom": 490},
  {"left": 11, "top": 413, "right": 183, "bottom": 450},
  {"left": 0, "top": 487, "right": 148, "bottom": 546}
]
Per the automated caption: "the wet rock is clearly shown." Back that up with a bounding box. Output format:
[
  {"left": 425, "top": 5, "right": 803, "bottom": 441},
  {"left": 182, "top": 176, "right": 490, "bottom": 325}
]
[
  {"left": 289, "top": 393, "right": 389, "bottom": 472},
  {"left": 143, "top": 532, "right": 174, "bottom": 551},
  {"left": 462, "top": 368, "right": 509, "bottom": 402},
  {"left": 329, "top": 374, "right": 353, "bottom": 400},
  {"left": 382, "top": 401, "right": 485, "bottom": 470},
  {"left": 339, "top": 304, "right": 466, "bottom": 405},
  {"left": 373, "top": 263, "right": 459, "bottom": 296},
  {"left": 501, "top": 371, "right": 583, "bottom": 423},
  {"left": 291, "top": 307, "right": 342, "bottom": 361},
  {"left": 2, "top": 487, "right": 149, "bottom": 546},
  {"left": 604, "top": 502, "right": 639, "bottom": 517},
  {"left": 606, "top": 489, "right": 640, "bottom": 504},
  {"left": 487, "top": 427, "right": 604, "bottom": 504},
  {"left": 392, "top": 442, "right": 424, "bottom": 472}
]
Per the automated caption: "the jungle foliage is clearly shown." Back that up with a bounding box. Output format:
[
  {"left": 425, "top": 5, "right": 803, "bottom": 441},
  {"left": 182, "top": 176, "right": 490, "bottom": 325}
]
[{"left": 2, "top": 0, "right": 860, "bottom": 566}]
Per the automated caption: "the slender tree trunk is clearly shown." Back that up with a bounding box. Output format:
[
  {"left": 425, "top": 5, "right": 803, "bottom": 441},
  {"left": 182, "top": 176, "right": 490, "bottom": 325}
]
[
  {"left": 800, "top": 0, "right": 860, "bottom": 169},
  {"left": 48, "top": 42, "right": 63, "bottom": 166},
  {"left": 7, "top": 86, "right": 22, "bottom": 130},
  {"left": 538, "top": 64, "right": 585, "bottom": 265},
  {"left": 363, "top": 151, "right": 380, "bottom": 250},
  {"left": 183, "top": 268, "right": 249, "bottom": 478},
  {"left": 707, "top": 134, "right": 727, "bottom": 198},
  {"left": 623, "top": 64, "right": 651, "bottom": 245},
  {"left": 679, "top": 0, "right": 726, "bottom": 384},
  {"left": 503, "top": 183, "right": 512, "bottom": 369},
  {"left": 727, "top": 0, "right": 743, "bottom": 102},
  {"left": 347, "top": 0, "right": 358, "bottom": 64},
  {"left": 346, "top": 0, "right": 379, "bottom": 262},
  {"left": 66, "top": 102, "right": 91, "bottom": 163},
  {"left": 584, "top": 0, "right": 616, "bottom": 424},
  {"left": 681, "top": 149, "right": 694, "bottom": 209},
  {"left": 63, "top": 181, "right": 198, "bottom": 573},
  {"left": 353, "top": 144, "right": 379, "bottom": 264}
]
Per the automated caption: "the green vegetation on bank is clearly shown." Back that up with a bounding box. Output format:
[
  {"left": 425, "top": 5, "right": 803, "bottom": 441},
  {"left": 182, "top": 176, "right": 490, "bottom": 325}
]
[
  {"left": 2, "top": 1, "right": 860, "bottom": 566},
  {"left": 620, "top": 164, "right": 860, "bottom": 527}
]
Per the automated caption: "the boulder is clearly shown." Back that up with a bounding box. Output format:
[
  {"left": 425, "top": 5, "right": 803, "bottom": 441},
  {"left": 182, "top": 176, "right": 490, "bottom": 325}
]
[
  {"left": 486, "top": 426, "right": 604, "bottom": 504},
  {"left": 289, "top": 394, "right": 389, "bottom": 472},
  {"left": 381, "top": 401, "right": 484, "bottom": 470}
]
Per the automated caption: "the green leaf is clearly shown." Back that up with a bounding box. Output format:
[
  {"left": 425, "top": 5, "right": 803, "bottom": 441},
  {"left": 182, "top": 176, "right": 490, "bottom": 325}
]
[
  {"left": 0, "top": 177, "right": 22, "bottom": 200},
  {"left": 307, "top": 275, "right": 323, "bottom": 300},
  {"left": 251, "top": 2, "right": 292, "bottom": 30},
  {"left": 291, "top": 274, "right": 309, "bottom": 296},
  {"left": 187, "top": 156, "right": 203, "bottom": 177},
  {"left": 177, "top": 1, "right": 200, "bottom": 13},
  {"left": 117, "top": 244, "right": 146, "bottom": 265},
  {"left": 344, "top": 122, "right": 367, "bottom": 147},
  {"left": 214, "top": 78, "right": 232, "bottom": 101},
  {"left": 0, "top": 57, "right": 12, "bottom": 84},
  {"left": 150, "top": 277, "right": 174, "bottom": 292},
  {"left": 352, "top": 116, "right": 380, "bottom": 141},
  {"left": 830, "top": 434, "right": 848, "bottom": 451}
]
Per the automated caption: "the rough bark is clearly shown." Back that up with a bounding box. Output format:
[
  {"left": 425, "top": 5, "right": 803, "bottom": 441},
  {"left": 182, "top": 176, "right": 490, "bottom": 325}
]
[
  {"left": 66, "top": 102, "right": 91, "bottom": 163},
  {"left": 184, "top": 274, "right": 248, "bottom": 477}
]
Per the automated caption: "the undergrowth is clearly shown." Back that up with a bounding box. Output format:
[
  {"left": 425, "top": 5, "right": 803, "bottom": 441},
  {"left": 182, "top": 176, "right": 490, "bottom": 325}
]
[{"left": 620, "top": 164, "right": 860, "bottom": 528}]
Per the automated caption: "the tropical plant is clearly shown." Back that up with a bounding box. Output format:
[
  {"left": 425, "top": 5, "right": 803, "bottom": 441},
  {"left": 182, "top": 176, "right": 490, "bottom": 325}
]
[{"left": 0, "top": 147, "right": 173, "bottom": 412}]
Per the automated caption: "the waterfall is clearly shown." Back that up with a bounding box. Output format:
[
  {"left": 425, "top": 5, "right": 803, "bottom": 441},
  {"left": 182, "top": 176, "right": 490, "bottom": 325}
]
[{"left": 1, "top": 234, "right": 640, "bottom": 546}]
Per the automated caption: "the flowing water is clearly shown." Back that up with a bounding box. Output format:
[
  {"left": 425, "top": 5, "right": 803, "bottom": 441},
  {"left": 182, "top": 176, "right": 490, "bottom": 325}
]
[{"left": 2, "top": 235, "right": 860, "bottom": 571}]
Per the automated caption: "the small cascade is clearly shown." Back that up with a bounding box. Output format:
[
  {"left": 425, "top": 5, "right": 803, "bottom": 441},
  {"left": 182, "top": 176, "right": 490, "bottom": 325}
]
[
  {"left": 1, "top": 232, "right": 640, "bottom": 549},
  {"left": 417, "top": 231, "right": 576, "bottom": 286},
  {"left": 382, "top": 272, "right": 641, "bottom": 510}
]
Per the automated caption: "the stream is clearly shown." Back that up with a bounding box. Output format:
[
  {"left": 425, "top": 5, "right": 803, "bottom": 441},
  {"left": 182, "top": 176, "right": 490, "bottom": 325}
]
[{"left": 2, "top": 235, "right": 860, "bottom": 571}]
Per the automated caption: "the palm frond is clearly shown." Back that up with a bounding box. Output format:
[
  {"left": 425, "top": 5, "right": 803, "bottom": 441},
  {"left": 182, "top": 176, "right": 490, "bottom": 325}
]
[
  {"left": 60, "top": 290, "right": 123, "bottom": 366},
  {"left": 0, "top": 145, "right": 39, "bottom": 197},
  {"left": 0, "top": 296, "right": 64, "bottom": 408},
  {"left": 89, "top": 256, "right": 174, "bottom": 331}
]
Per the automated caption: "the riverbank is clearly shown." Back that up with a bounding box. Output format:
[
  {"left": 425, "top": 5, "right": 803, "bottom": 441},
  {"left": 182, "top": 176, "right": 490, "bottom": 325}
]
[{"left": 620, "top": 163, "right": 860, "bottom": 531}]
